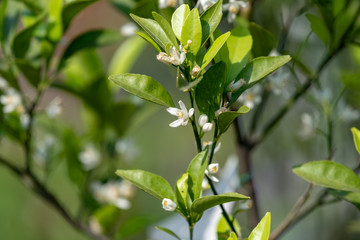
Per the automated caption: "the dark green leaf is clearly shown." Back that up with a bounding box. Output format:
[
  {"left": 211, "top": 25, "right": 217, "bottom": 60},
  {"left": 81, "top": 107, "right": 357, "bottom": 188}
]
[
  {"left": 195, "top": 61, "right": 226, "bottom": 120},
  {"left": 109, "top": 73, "right": 174, "bottom": 107},
  {"left": 152, "top": 12, "right": 179, "bottom": 50},
  {"left": 218, "top": 105, "right": 250, "bottom": 134},
  {"left": 293, "top": 160, "right": 360, "bottom": 192},
  {"left": 306, "top": 14, "right": 330, "bottom": 45},
  {"left": 248, "top": 212, "right": 271, "bottom": 240},
  {"left": 0, "top": 0, "right": 8, "bottom": 44},
  {"left": 191, "top": 193, "right": 250, "bottom": 222},
  {"left": 155, "top": 226, "right": 181, "bottom": 240},
  {"left": 135, "top": 31, "right": 162, "bottom": 52},
  {"left": 62, "top": 0, "right": 98, "bottom": 31},
  {"left": 93, "top": 205, "right": 122, "bottom": 234},
  {"left": 60, "top": 29, "right": 122, "bottom": 67},
  {"left": 117, "top": 215, "right": 154, "bottom": 238},
  {"left": 111, "top": 0, "right": 136, "bottom": 15},
  {"left": 200, "top": 0, "right": 222, "bottom": 44},
  {"left": 187, "top": 150, "right": 208, "bottom": 201},
  {"left": 171, "top": 4, "right": 190, "bottom": 40},
  {"left": 116, "top": 169, "right": 176, "bottom": 201},
  {"left": 15, "top": 59, "right": 41, "bottom": 87},
  {"left": 351, "top": 127, "right": 360, "bottom": 155},
  {"left": 249, "top": 22, "right": 276, "bottom": 57},
  {"left": 131, "top": 0, "right": 158, "bottom": 18}
]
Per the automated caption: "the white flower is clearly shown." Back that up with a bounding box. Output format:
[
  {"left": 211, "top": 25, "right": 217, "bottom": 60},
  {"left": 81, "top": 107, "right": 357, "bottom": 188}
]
[
  {"left": 214, "top": 142, "right": 221, "bottom": 153},
  {"left": 20, "top": 113, "right": 30, "bottom": 129},
  {"left": 237, "top": 85, "right": 262, "bottom": 109},
  {"left": 223, "top": 0, "right": 248, "bottom": 23},
  {"left": 91, "top": 181, "right": 134, "bottom": 210},
  {"left": 239, "top": 200, "right": 253, "bottom": 210},
  {"left": 337, "top": 100, "right": 360, "bottom": 122},
  {"left": 201, "top": 178, "right": 210, "bottom": 190},
  {"left": 0, "top": 77, "right": 8, "bottom": 90},
  {"left": 157, "top": 46, "right": 186, "bottom": 66},
  {"left": 120, "top": 22, "right": 138, "bottom": 37},
  {"left": 227, "top": 79, "right": 246, "bottom": 92},
  {"left": 34, "top": 134, "right": 56, "bottom": 167},
  {"left": 89, "top": 217, "right": 102, "bottom": 234},
  {"left": 167, "top": 100, "right": 194, "bottom": 127},
  {"left": 198, "top": 114, "right": 209, "bottom": 127},
  {"left": 79, "top": 145, "right": 100, "bottom": 171},
  {"left": 115, "top": 139, "right": 139, "bottom": 162},
  {"left": 298, "top": 113, "right": 315, "bottom": 139},
  {"left": 46, "top": 97, "right": 62, "bottom": 118},
  {"left": 196, "top": 0, "right": 218, "bottom": 13},
  {"left": 202, "top": 122, "right": 213, "bottom": 132},
  {"left": 205, "top": 163, "right": 219, "bottom": 182},
  {"left": 0, "top": 88, "right": 22, "bottom": 113},
  {"left": 162, "top": 198, "right": 177, "bottom": 211},
  {"left": 202, "top": 141, "right": 221, "bottom": 153},
  {"left": 159, "top": 0, "right": 182, "bottom": 9}
]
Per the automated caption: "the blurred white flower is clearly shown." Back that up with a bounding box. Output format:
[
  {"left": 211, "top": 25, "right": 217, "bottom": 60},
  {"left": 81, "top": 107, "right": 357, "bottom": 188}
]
[
  {"left": 167, "top": 100, "right": 194, "bottom": 127},
  {"left": 159, "top": 0, "right": 183, "bottom": 8},
  {"left": 205, "top": 163, "right": 219, "bottom": 182},
  {"left": 20, "top": 113, "right": 30, "bottom": 129},
  {"left": 157, "top": 46, "right": 186, "bottom": 66},
  {"left": 298, "top": 113, "right": 316, "bottom": 139},
  {"left": 79, "top": 144, "right": 100, "bottom": 171},
  {"left": 337, "top": 100, "right": 360, "bottom": 122},
  {"left": 91, "top": 180, "right": 134, "bottom": 210},
  {"left": 0, "top": 88, "right": 22, "bottom": 113},
  {"left": 268, "top": 67, "right": 290, "bottom": 97},
  {"left": 201, "top": 177, "right": 210, "bottom": 190},
  {"left": 196, "top": 0, "right": 217, "bottom": 14},
  {"left": 0, "top": 77, "right": 8, "bottom": 90},
  {"left": 162, "top": 198, "right": 177, "bottom": 211},
  {"left": 239, "top": 200, "right": 253, "bottom": 210},
  {"left": 46, "top": 97, "right": 62, "bottom": 118},
  {"left": 223, "top": 0, "right": 247, "bottom": 23},
  {"left": 34, "top": 134, "right": 56, "bottom": 167},
  {"left": 115, "top": 139, "right": 139, "bottom": 162},
  {"left": 89, "top": 217, "right": 102, "bottom": 234},
  {"left": 120, "top": 22, "right": 138, "bottom": 37},
  {"left": 214, "top": 142, "right": 221, "bottom": 153},
  {"left": 202, "top": 141, "right": 221, "bottom": 153},
  {"left": 237, "top": 85, "right": 262, "bottom": 109}
]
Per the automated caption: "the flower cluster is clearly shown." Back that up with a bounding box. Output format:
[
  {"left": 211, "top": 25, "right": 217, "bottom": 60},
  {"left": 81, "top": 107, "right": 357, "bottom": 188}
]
[
  {"left": 156, "top": 46, "right": 186, "bottom": 66},
  {"left": 79, "top": 144, "right": 101, "bottom": 171}
]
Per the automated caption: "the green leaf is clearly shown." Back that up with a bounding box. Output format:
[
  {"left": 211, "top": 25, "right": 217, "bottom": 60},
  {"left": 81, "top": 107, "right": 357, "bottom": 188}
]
[
  {"left": 195, "top": 61, "right": 226, "bottom": 120},
  {"left": 135, "top": 31, "right": 162, "bottom": 52},
  {"left": 329, "top": 190, "right": 360, "bottom": 210},
  {"left": 248, "top": 212, "right": 271, "bottom": 240},
  {"left": 200, "top": 0, "right": 222, "bottom": 44},
  {"left": 181, "top": 8, "right": 202, "bottom": 56},
  {"left": 109, "top": 73, "right": 174, "bottom": 107},
  {"left": 60, "top": 29, "right": 122, "bottom": 66},
  {"left": 171, "top": 4, "right": 190, "bottom": 40},
  {"left": 11, "top": 14, "right": 44, "bottom": 58},
  {"left": 249, "top": 22, "right": 276, "bottom": 57},
  {"left": 152, "top": 12, "right": 179, "bottom": 50},
  {"left": 351, "top": 127, "right": 360, "bottom": 155},
  {"left": 218, "top": 105, "right": 250, "bottom": 134},
  {"left": 130, "top": 13, "right": 172, "bottom": 51},
  {"left": 292, "top": 160, "right": 360, "bottom": 193},
  {"left": 187, "top": 150, "right": 208, "bottom": 201},
  {"left": 62, "top": 0, "right": 97, "bottom": 31},
  {"left": 108, "top": 35, "right": 146, "bottom": 75},
  {"left": 93, "top": 205, "right": 122, "bottom": 234},
  {"left": 0, "top": 0, "right": 8, "bottom": 45},
  {"left": 15, "top": 59, "right": 41, "bottom": 87},
  {"left": 175, "top": 173, "right": 189, "bottom": 211},
  {"left": 217, "top": 215, "right": 241, "bottom": 240},
  {"left": 214, "top": 26, "right": 252, "bottom": 84},
  {"left": 131, "top": 0, "right": 158, "bottom": 18},
  {"left": 116, "top": 169, "right": 176, "bottom": 202},
  {"left": 201, "top": 31, "right": 230, "bottom": 71},
  {"left": 15, "top": 0, "right": 43, "bottom": 13},
  {"left": 230, "top": 55, "right": 291, "bottom": 105},
  {"left": 306, "top": 14, "right": 330, "bottom": 45},
  {"left": 191, "top": 193, "right": 250, "bottom": 222},
  {"left": 155, "top": 226, "right": 181, "bottom": 240},
  {"left": 47, "top": 0, "right": 63, "bottom": 42},
  {"left": 227, "top": 232, "right": 239, "bottom": 240}
]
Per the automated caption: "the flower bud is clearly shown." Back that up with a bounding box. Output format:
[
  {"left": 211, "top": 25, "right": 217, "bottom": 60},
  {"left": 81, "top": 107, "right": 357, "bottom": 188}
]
[
  {"left": 208, "top": 163, "right": 219, "bottom": 174},
  {"left": 162, "top": 198, "right": 177, "bottom": 211},
  {"left": 202, "top": 122, "right": 213, "bottom": 132},
  {"left": 198, "top": 114, "right": 208, "bottom": 127},
  {"left": 191, "top": 65, "right": 201, "bottom": 78}
]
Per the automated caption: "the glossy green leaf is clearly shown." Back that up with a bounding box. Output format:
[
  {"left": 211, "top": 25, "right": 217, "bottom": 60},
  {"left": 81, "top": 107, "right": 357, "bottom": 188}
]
[
  {"left": 94, "top": 205, "right": 122, "bottom": 234},
  {"left": 248, "top": 212, "right": 271, "bottom": 240},
  {"left": 191, "top": 193, "right": 250, "bottom": 222},
  {"left": 329, "top": 190, "right": 360, "bottom": 210},
  {"left": 217, "top": 215, "right": 241, "bottom": 240},
  {"left": 249, "top": 22, "right": 276, "bottom": 57},
  {"left": 109, "top": 73, "right": 174, "bottom": 107},
  {"left": 293, "top": 161, "right": 360, "bottom": 193},
  {"left": 130, "top": 13, "right": 171, "bottom": 51},
  {"left": 135, "top": 31, "right": 162, "bottom": 52},
  {"left": 176, "top": 172, "right": 189, "bottom": 211},
  {"left": 334, "top": 1, "right": 359, "bottom": 48},
  {"left": 62, "top": 0, "right": 97, "bottom": 31},
  {"left": 195, "top": 61, "right": 226, "bottom": 120},
  {"left": 218, "top": 105, "right": 250, "bottom": 134},
  {"left": 108, "top": 36, "right": 146, "bottom": 75},
  {"left": 227, "top": 232, "right": 239, "bottom": 240},
  {"left": 155, "top": 226, "right": 181, "bottom": 240},
  {"left": 181, "top": 8, "right": 202, "bottom": 56},
  {"left": 306, "top": 14, "right": 330, "bottom": 45},
  {"left": 47, "top": 0, "right": 63, "bottom": 42},
  {"left": 187, "top": 150, "right": 208, "bottom": 201},
  {"left": 152, "top": 12, "right": 178, "bottom": 50},
  {"left": 116, "top": 169, "right": 176, "bottom": 202},
  {"left": 171, "top": 4, "right": 190, "bottom": 40},
  {"left": 111, "top": 0, "right": 135, "bottom": 15},
  {"left": 11, "top": 14, "right": 44, "bottom": 58},
  {"left": 200, "top": 0, "right": 222, "bottom": 44},
  {"left": 0, "top": 0, "right": 8, "bottom": 45},
  {"left": 201, "top": 31, "right": 230, "bottom": 71},
  {"left": 351, "top": 127, "right": 360, "bottom": 155},
  {"left": 60, "top": 29, "right": 122, "bottom": 66},
  {"left": 15, "top": 59, "right": 41, "bottom": 87},
  {"left": 215, "top": 26, "right": 252, "bottom": 84},
  {"left": 131, "top": 0, "right": 157, "bottom": 18}
]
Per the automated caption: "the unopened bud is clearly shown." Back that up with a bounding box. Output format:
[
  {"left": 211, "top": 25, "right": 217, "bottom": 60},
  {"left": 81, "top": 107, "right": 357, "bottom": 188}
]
[
  {"left": 162, "top": 198, "right": 177, "bottom": 211},
  {"left": 191, "top": 65, "right": 201, "bottom": 78},
  {"left": 198, "top": 114, "right": 208, "bottom": 127},
  {"left": 202, "top": 122, "right": 213, "bottom": 132}
]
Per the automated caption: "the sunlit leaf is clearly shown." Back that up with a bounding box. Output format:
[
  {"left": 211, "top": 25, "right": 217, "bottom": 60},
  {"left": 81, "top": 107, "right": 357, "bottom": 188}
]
[
  {"left": 135, "top": 31, "right": 162, "bottom": 52},
  {"left": 201, "top": 31, "right": 230, "bottom": 71},
  {"left": 152, "top": 11, "right": 178, "bottom": 50},
  {"left": 351, "top": 127, "right": 360, "bottom": 155},
  {"left": 175, "top": 172, "right": 189, "bottom": 211},
  {"left": 181, "top": 8, "right": 202, "bottom": 56},
  {"left": 329, "top": 190, "right": 360, "bottom": 210},
  {"left": 187, "top": 150, "right": 208, "bottom": 201},
  {"left": 171, "top": 4, "right": 190, "bottom": 40},
  {"left": 248, "top": 212, "right": 271, "bottom": 240},
  {"left": 200, "top": 0, "right": 222, "bottom": 44},
  {"left": 217, "top": 215, "right": 241, "bottom": 240}
]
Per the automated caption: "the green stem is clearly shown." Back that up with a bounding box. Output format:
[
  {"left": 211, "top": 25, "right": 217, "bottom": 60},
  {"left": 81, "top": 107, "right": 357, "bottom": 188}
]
[
  {"left": 188, "top": 92, "right": 202, "bottom": 152},
  {"left": 189, "top": 224, "right": 194, "bottom": 240}
]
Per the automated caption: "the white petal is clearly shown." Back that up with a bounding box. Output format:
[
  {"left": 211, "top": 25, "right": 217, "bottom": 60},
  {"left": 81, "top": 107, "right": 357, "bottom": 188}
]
[
  {"left": 202, "top": 122, "right": 213, "bottom": 132},
  {"left": 208, "top": 175, "right": 219, "bottom": 182},
  {"left": 188, "top": 108, "right": 194, "bottom": 118},
  {"left": 214, "top": 142, "right": 221, "bottom": 153},
  {"left": 114, "top": 198, "right": 131, "bottom": 210},
  {"left": 162, "top": 198, "right": 177, "bottom": 211},
  {"left": 178, "top": 100, "right": 187, "bottom": 112},
  {"left": 169, "top": 119, "right": 183, "bottom": 127},
  {"left": 198, "top": 114, "right": 208, "bottom": 127},
  {"left": 167, "top": 107, "right": 180, "bottom": 116}
]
